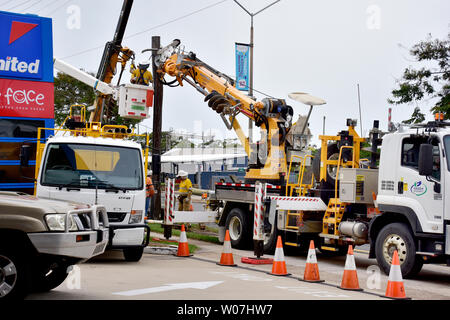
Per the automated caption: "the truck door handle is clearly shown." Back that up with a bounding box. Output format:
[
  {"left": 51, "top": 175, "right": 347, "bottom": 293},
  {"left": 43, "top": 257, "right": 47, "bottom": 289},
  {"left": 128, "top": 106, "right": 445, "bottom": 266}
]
[{"left": 397, "top": 181, "right": 403, "bottom": 194}]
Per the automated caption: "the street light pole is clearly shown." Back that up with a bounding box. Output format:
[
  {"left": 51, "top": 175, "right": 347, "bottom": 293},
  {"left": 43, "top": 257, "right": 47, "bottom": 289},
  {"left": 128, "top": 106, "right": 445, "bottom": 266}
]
[{"left": 234, "top": 0, "right": 281, "bottom": 143}]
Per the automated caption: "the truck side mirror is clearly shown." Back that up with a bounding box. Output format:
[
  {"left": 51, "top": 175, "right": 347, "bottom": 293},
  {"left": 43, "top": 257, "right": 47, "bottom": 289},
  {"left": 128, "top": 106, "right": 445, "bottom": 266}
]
[
  {"left": 418, "top": 144, "right": 433, "bottom": 176},
  {"left": 19, "top": 145, "right": 31, "bottom": 167}
]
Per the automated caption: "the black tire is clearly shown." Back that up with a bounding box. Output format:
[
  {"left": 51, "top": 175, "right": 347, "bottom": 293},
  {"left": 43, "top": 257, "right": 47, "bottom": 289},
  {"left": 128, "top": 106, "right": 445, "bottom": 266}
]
[
  {"left": 263, "top": 219, "right": 278, "bottom": 254},
  {"left": 375, "top": 222, "right": 423, "bottom": 278},
  {"left": 0, "top": 248, "right": 30, "bottom": 300},
  {"left": 312, "top": 143, "right": 340, "bottom": 187},
  {"left": 31, "top": 265, "right": 69, "bottom": 293},
  {"left": 225, "top": 207, "right": 252, "bottom": 249},
  {"left": 123, "top": 247, "right": 144, "bottom": 262}
]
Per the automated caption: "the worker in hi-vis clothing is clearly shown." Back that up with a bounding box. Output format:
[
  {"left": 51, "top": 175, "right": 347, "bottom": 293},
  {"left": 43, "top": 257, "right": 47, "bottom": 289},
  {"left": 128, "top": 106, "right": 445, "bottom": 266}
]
[
  {"left": 130, "top": 59, "right": 153, "bottom": 86},
  {"left": 145, "top": 173, "right": 155, "bottom": 217},
  {"left": 177, "top": 170, "right": 192, "bottom": 211}
]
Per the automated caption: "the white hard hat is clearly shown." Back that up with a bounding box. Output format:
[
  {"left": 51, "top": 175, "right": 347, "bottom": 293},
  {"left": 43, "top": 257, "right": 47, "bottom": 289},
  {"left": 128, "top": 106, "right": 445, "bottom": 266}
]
[
  {"left": 178, "top": 170, "right": 188, "bottom": 177},
  {"left": 139, "top": 60, "right": 150, "bottom": 69}
]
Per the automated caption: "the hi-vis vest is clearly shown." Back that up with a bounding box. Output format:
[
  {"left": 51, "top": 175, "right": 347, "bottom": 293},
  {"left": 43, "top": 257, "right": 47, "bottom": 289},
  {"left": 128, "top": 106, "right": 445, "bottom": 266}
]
[{"left": 179, "top": 179, "right": 192, "bottom": 195}]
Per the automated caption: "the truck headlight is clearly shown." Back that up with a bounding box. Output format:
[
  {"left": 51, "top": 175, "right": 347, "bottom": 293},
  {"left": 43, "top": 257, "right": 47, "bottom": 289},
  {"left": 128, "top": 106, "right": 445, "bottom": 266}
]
[
  {"left": 45, "top": 214, "right": 78, "bottom": 231},
  {"left": 128, "top": 210, "right": 143, "bottom": 224}
]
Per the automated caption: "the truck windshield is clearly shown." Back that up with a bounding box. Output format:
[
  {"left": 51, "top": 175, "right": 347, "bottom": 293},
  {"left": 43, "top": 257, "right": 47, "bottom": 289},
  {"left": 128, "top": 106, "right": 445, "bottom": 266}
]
[
  {"left": 41, "top": 143, "right": 143, "bottom": 190},
  {"left": 444, "top": 135, "right": 450, "bottom": 172}
]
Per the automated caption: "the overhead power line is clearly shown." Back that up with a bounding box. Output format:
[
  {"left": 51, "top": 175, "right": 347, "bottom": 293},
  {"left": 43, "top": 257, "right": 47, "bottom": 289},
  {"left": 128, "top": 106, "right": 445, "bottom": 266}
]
[
  {"left": 60, "top": 0, "right": 229, "bottom": 60},
  {"left": 0, "top": 0, "right": 14, "bottom": 8},
  {"left": 124, "top": 0, "right": 229, "bottom": 40},
  {"left": 4, "top": 0, "right": 34, "bottom": 11},
  {"left": 35, "top": 0, "right": 61, "bottom": 15},
  {"left": 46, "top": 0, "right": 71, "bottom": 15},
  {"left": 19, "top": 0, "right": 42, "bottom": 13}
]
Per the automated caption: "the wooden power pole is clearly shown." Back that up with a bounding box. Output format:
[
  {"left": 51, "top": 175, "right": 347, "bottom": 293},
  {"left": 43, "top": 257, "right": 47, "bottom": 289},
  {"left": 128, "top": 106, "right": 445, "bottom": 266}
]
[{"left": 151, "top": 36, "right": 163, "bottom": 219}]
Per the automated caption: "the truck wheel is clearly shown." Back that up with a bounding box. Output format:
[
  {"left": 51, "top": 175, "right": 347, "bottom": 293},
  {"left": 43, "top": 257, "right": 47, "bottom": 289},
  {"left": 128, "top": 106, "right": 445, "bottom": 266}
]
[
  {"left": 263, "top": 220, "right": 278, "bottom": 254},
  {"left": 31, "top": 266, "right": 69, "bottom": 292},
  {"left": 225, "top": 208, "right": 251, "bottom": 249},
  {"left": 375, "top": 222, "right": 423, "bottom": 278},
  {"left": 312, "top": 143, "right": 340, "bottom": 187},
  {"left": 123, "top": 247, "right": 144, "bottom": 262},
  {"left": 0, "top": 249, "right": 30, "bottom": 300}
]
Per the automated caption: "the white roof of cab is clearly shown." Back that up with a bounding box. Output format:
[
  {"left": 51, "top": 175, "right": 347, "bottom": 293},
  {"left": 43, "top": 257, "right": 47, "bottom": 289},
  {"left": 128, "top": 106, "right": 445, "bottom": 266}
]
[{"left": 46, "top": 135, "right": 142, "bottom": 149}]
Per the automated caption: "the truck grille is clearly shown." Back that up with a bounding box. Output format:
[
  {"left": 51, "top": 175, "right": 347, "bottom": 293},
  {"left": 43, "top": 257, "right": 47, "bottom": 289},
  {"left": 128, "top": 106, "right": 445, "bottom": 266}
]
[
  {"left": 73, "top": 213, "right": 95, "bottom": 230},
  {"left": 107, "top": 212, "right": 127, "bottom": 223}
]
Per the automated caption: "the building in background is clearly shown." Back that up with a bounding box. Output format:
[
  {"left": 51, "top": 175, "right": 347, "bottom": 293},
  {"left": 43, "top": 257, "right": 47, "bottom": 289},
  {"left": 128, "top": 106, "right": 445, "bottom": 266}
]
[{"left": 152, "top": 147, "right": 248, "bottom": 190}]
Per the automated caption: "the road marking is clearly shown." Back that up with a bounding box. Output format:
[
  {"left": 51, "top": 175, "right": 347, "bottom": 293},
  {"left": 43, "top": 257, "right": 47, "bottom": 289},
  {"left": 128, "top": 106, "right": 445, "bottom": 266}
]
[
  {"left": 209, "top": 271, "right": 273, "bottom": 282},
  {"left": 275, "top": 286, "right": 350, "bottom": 298},
  {"left": 112, "top": 281, "right": 224, "bottom": 297},
  {"left": 355, "top": 249, "right": 370, "bottom": 254}
]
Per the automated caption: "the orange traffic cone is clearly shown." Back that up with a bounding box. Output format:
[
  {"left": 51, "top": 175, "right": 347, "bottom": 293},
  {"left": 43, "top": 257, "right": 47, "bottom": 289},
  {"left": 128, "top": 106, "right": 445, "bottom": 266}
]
[
  {"left": 385, "top": 250, "right": 410, "bottom": 299},
  {"left": 340, "top": 245, "right": 362, "bottom": 291},
  {"left": 175, "top": 224, "right": 192, "bottom": 257},
  {"left": 217, "top": 230, "right": 237, "bottom": 266},
  {"left": 269, "top": 236, "right": 290, "bottom": 276},
  {"left": 302, "top": 240, "right": 324, "bottom": 282}
]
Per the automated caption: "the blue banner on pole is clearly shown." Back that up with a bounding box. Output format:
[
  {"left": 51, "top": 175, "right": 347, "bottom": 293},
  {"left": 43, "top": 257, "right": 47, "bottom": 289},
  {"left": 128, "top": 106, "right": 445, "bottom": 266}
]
[{"left": 235, "top": 43, "right": 249, "bottom": 91}]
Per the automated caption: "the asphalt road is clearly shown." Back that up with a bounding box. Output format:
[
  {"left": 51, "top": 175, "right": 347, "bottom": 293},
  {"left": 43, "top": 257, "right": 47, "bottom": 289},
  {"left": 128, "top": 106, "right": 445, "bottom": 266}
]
[{"left": 27, "top": 234, "right": 450, "bottom": 301}]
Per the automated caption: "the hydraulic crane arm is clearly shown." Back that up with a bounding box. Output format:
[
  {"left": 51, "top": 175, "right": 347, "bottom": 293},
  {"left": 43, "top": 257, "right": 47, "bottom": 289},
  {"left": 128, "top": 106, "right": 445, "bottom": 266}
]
[
  {"left": 154, "top": 40, "right": 294, "bottom": 184},
  {"left": 53, "top": 58, "right": 116, "bottom": 96},
  {"left": 89, "top": 0, "right": 135, "bottom": 124}
]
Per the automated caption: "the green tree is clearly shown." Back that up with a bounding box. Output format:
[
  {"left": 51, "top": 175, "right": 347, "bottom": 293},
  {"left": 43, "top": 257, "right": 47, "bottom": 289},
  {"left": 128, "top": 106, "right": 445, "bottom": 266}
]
[
  {"left": 54, "top": 71, "right": 95, "bottom": 126},
  {"left": 388, "top": 33, "right": 450, "bottom": 123}
]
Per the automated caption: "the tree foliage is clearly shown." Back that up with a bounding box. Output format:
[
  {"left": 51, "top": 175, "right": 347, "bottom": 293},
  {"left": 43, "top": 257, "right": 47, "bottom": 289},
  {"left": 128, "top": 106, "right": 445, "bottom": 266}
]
[
  {"left": 389, "top": 33, "right": 450, "bottom": 123},
  {"left": 54, "top": 71, "right": 95, "bottom": 126}
]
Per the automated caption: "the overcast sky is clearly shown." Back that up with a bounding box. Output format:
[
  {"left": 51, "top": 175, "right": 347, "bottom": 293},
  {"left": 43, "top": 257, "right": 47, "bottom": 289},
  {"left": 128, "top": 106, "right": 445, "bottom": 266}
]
[{"left": 3, "top": 0, "right": 449, "bottom": 145}]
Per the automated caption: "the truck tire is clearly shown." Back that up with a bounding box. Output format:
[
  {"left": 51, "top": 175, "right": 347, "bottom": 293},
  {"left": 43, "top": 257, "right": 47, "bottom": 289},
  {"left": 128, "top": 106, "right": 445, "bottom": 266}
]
[
  {"left": 312, "top": 143, "right": 340, "bottom": 187},
  {"left": 263, "top": 219, "right": 278, "bottom": 254},
  {"left": 123, "top": 247, "right": 144, "bottom": 262},
  {"left": 31, "top": 265, "right": 69, "bottom": 292},
  {"left": 375, "top": 222, "right": 423, "bottom": 278},
  {"left": 0, "top": 248, "right": 30, "bottom": 300},
  {"left": 225, "top": 208, "right": 251, "bottom": 249}
]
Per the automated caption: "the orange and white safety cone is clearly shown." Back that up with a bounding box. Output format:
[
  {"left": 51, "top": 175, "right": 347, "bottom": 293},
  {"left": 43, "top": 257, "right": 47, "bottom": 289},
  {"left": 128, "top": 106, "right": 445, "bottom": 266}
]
[
  {"left": 217, "top": 230, "right": 237, "bottom": 267},
  {"left": 302, "top": 240, "right": 324, "bottom": 282},
  {"left": 269, "top": 236, "right": 290, "bottom": 276},
  {"left": 385, "top": 250, "right": 410, "bottom": 299},
  {"left": 340, "top": 245, "right": 362, "bottom": 291},
  {"left": 175, "top": 224, "right": 192, "bottom": 257}
]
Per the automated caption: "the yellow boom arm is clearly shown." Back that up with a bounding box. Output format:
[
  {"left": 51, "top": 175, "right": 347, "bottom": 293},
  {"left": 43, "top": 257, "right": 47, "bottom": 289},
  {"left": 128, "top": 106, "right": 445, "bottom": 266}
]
[{"left": 155, "top": 40, "right": 294, "bottom": 184}]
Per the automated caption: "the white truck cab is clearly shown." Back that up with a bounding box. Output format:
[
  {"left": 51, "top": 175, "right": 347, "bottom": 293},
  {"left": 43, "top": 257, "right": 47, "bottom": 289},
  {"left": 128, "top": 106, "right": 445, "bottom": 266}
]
[
  {"left": 377, "top": 125, "right": 448, "bottom": 233},
  {"left": 35, "top": 135, "right": 150, "bottom": 261},
  {"left": 371, "top": 120, "right": 449, "bottom": 275}
]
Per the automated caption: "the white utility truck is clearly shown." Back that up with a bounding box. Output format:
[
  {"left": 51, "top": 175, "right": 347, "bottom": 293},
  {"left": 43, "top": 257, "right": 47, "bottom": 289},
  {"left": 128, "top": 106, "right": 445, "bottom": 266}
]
[
  {"left": 244, "top": 117, "right": 450, "bottom": 278},
  {"left": 34, "top": 134, "right": 149, "bottom": 262},
  {"left": 21, "top": 58, "right": 153, "bottom": 262}
]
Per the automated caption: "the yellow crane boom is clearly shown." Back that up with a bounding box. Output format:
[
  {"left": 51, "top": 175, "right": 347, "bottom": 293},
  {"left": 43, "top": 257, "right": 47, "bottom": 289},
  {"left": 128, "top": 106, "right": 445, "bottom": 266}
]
[{"left": 154, "top": 40, "right": 295, "bottom": 184}]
